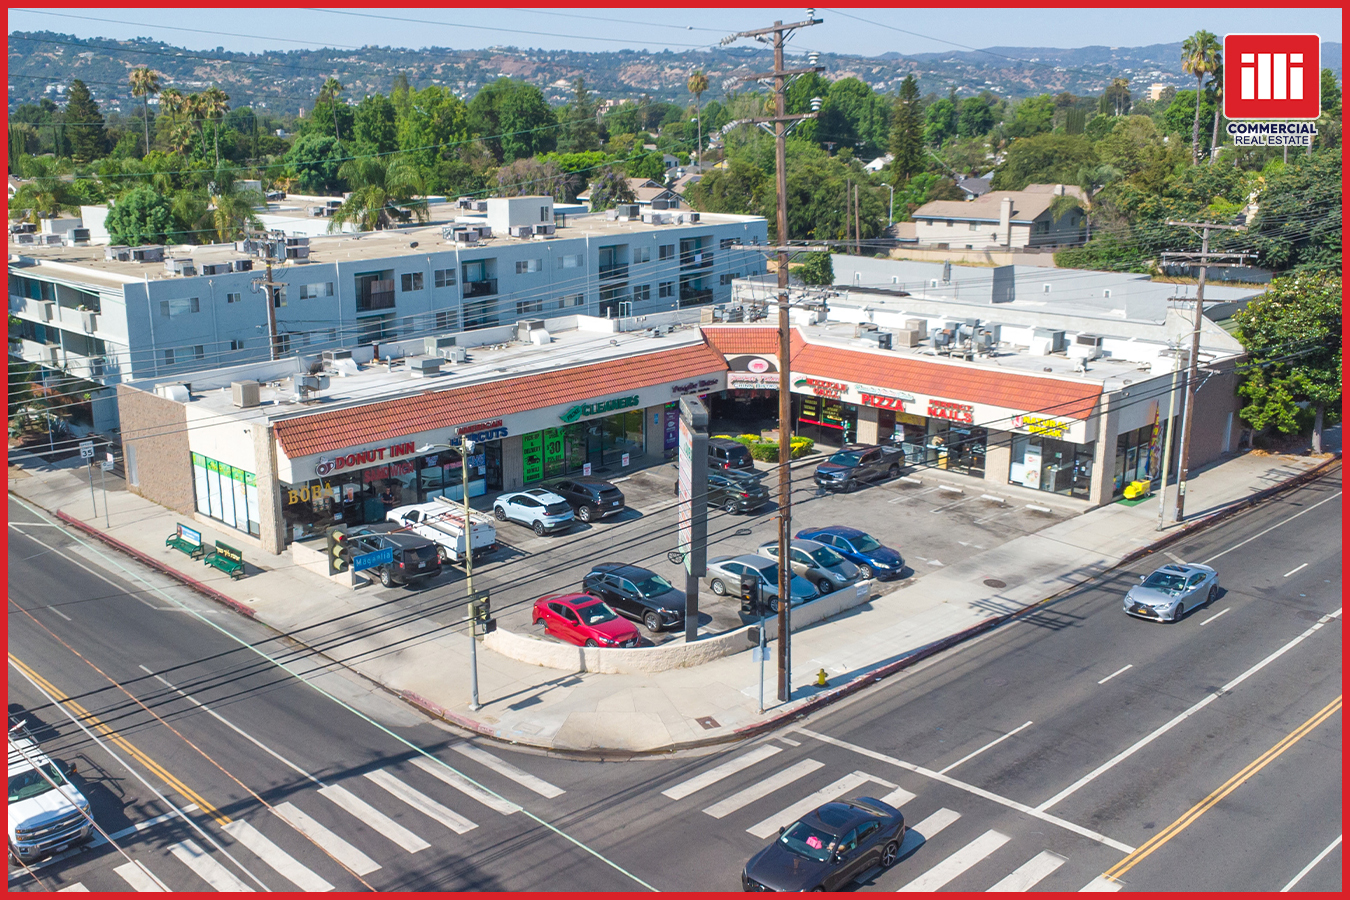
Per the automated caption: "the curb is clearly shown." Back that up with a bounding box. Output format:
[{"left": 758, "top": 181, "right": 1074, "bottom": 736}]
[{"left": 53, "top": 510, "right": 257, "bottom": 619}]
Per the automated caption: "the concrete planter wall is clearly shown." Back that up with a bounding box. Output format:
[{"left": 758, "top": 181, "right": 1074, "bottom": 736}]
[{"left": 483, "top": 581, "right": 873, "bottom": 674}]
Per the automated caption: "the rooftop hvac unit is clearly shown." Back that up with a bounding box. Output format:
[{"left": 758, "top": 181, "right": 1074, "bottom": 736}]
[
  {"left": 1069, "top": 332, "right": 1104, "bottom": 362},
  {"left": 453, "top": 230, "right": 479, "bottom": 244},
  {"left": 456, "top": 197, "right": 476, "bottom": 209},
  {"left": 38, "top": 233, "right": 64, "bottom": 246},
  {"left": 408, "top": 357, "right": 442, "bottom": 378},
  {"left": 286, "top": 236, "right": 310, "bottom": 247},
  {"left": 286, "top": 246, "right": 310, "bottom": 260},
  {"left": 11, "top": 222, "right": 36, "bottom": 234},
  {"left": 64, "top": 228, "right": 90, "bottom": 245},
  {"left": 894, "top": 328, "right": 925, "bottom": 348},
  {"left": 1030, "top": 327, "right": 1066, "bottom": 356},
  {"left": 904, "top": 318, "right": 927, "bottom": 333},
  {"left": 13, "top": 233, "right": 37, "bottom": 246},
  {"left": 425, "top": 336, "right": 457, "bottom": 356},
  {"left": 930, "top": 327, "right": 954, "bottom": 348},
  {"left": 200, "top": 262, "right": 232, "bottom": 275},
  {"left": 688, "top": 212, "right": 700, "bottom": 223},
  {"left": 533, "top": 223, "right": 556, "bottom": 237},
  {"left": 475, "top": 200, "right": 488, "bottom": 212},
  {"left": 444, "top": 347, "right": 468, "bottom": 364},
  {"left": 512, "top": 225, "right": 533, "bottom": 238},
  {"left": 644, "top": 213, "right": 667, "bottom": 225},
  {"left": 164, "top": 257, "right": 195, "bottom": 276},
  {"left": 476, "top": 224, "right": 492, "bottom": 238},
  {"left": 861, "top": 329, "right": 893, "bottom": 350},
  {"left": 616, "top": 204, "right": 640, "bottom": 219},
  {"left": 232, "top": 259, "right": 253, "bottom": 272},
  {"left": 516, "top": 318, "right": 545, "bottom": 342},
  {"left": 105, "top": 245, "right": 131, "bottom": 261},
  {"left": 321, "top": 348, "right": 353, "bottom": 362},
  {"left": 306, "top": 206, "right": 325, "bottom": 217},
  {"left": 855, "top": 322, "right": 878, "bottom": 336},
  {"left": 133, "top": 245, "right": 165, "bottom": 262}
]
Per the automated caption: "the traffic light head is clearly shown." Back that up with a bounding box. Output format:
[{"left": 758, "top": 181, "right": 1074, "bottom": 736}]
[
  {"left": 739, "top": 572, "right": 762, "bottom": 613},
  {"left": 327, "top": 527, "right": 350, "bottom": 575}
]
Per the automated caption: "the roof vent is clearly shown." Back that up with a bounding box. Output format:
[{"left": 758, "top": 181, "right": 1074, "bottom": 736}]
[{"left": 408, "top": 357, "right": 442, "bottom": 378}]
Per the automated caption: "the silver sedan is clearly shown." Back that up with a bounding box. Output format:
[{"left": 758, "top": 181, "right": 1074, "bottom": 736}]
[
  {"left": 1123, "top": 562, "right": 1220, "bottom": 623},
  {"left": 706, "top": 554, "right": 819, "bottom": 611},
  {"left": 756, "top": 538, "right": 860, "bottom": 595}
]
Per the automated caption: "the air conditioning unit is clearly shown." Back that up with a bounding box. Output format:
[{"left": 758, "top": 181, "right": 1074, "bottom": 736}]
[
  {"left": 164, "top": 257, "right": 195, "bottom": 276},
  {"left": 38, "top": 234, "right": 64, "bottom": 246},
  {"left": 688, "top": 212, "right": 699, "bottom": 223},
  {"left": 444, "top": 347, "right": 468, "bottom": 364},
  {"left": 133, "top": 245, "right": 164, "bottom": 262},
  {"left": 200, "top": 262, "right": 232, "bottom": 275},
  {"left": 13, "top": 233, "right": 37, "bottom": 246},
  {"left": 232, "top": 380, "right": 261, "bottom": 408},
  {"left": 232, "top": 259, "right": 253, "bottom": 272},
  {"left": 1069, "top": 332, "right": 1104, "bottom": 362},
  {"left": 408, "top": 357, "right": 442, "bottom": 378},
  {"left": 1031, "top": 327, "right": 1066, "bottom": 354},
  {"left": 453, "top": 230, "right": 478, "bottom": 244},
  {"left": 306, "top": 206, "right": 325, "bottom": 217},
  {"left": 11, "top": 222, "right": 36, "bottom": 235},
  {"left": 425, "top": 336, "right": 457, "bottom": 356},
  {"left": 64, "top": 228, "right": 90, "bottom": 245},
  {"left": 894, "top": 328, "right": 924, "bottom": 348},
  {"left": 930, "top": 327, "right": 954, "bottom": 348},
  {"left": 321, "top": 348, "right": 353, "bottom": 362},
  {"left": 286, "top": 246, "right": 310, "bottom": 260},
  {"left": 513, "top": 225, "right": 533, "bottom": 238},
  {"left": 616, "top": 204, "right": 640, "bottom": 219},
  {"left": 904, "top": 318, "right": 927, "bottom": 334},
  {"left": 534, "top": 223, "right": 555, "bottom": 236}
]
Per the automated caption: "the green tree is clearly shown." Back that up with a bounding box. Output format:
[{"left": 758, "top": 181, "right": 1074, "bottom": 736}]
[
  {"left": 128, "top": 67, "right": 160, "bottom": 156},
  {"left": 1047, "top": 164, "right": 1121, "bottom": 241},
  {"left": 1181, "top": 30, "right": 1221, "bottom": 163},
  {"left": 329, "top": 156, "right": 428, "bottom": 232},
  {"left": 1245, "top": 151, "right": 1342, "bottom": 273},
  {"left": 396, "top": 86, "right": 471, "bottom": 173},
  {"left": 557, "top": 77, "right": 602, "bottom": 155},
  {"left": 9, "top": 173, "right": 79, "bottom": 225},
  {"left": 199, "top": 87, "right": 230, "bottom": 168},
  {"left": 104, "top": 185, "right": 177, "bottom": 245},
  {"left": 685, "top": 157, "right": 769, "bottom": 215},
  {"left": 315, "top": 77, "right": 346, "bottom": 141},
  {"left": 1006, "top": 94, "right": 1055, "bottom": 138},
  {"left": 206, "top": 168, "right": 262, "bottom": 242},
  {"left": 495, "top": 157, "right": 574, "bottom": 201},
  {"left": 284, "top": 133, "right": 347, "bottom": 194},
  {"left": 888, "top": 76, "right": 924, "bottom": 180},
  {"left": 1320, "top": 68, "right": 1342, "bottom": 117},
  {"left": 1232, "top": 271, "right": 1341, "bottom": 452},
  {"left": 64, "top": 79, "right": 108, "bottom": 164},
  {"left": 1100, "top": 77, "right": 1132, "bottom": 116},
  {"left": 957, "top": 96, "right": 995, "bottom": 138},
  {"left": 468, "top": 78, "right": 557, "bottom": 163},
  {"left": 796, "top": 251, "right": 834, "bottom": 286},
  {"left": 923, "top": 96, "right": 958, "bottom": 145},
  {"left": 8, "top": 123, "right": 40, "bottom": 167},
  {"left": 585, "top": 166, "right": 636, "bottom": 210},
  {"left": 990, "top": 133, "right": 1097, "bottom": 190},
  {"left": 1160, "top": 90, "right": 1217, "bottom": 156},
  {"left": 686, "top": 70, "right": 709, "bottom": 165},
  {"left": 353, "top": 94, "right": 398, "bottom": 155}
]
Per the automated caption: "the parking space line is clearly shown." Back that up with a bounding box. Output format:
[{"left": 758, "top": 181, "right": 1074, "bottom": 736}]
[
  {"left": 1283, "top": 563, "right": 1308, "bottom": 578},
  {"left": 932, "top": 496, "right": 980, "bottom": 513},
  {"left": 1098, "top": 665, "right": 1132, "bottom": 685},
  {"left": 1199, "top": 608, "right": 1231, "bottom": 627},
  {"left": 938, "top": 722, "right": 1033, "bottom": 774}
]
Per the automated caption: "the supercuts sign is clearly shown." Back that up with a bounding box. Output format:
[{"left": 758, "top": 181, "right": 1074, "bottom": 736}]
[{"left": 315, "top": 440, "right": 416, "bottom": 476}]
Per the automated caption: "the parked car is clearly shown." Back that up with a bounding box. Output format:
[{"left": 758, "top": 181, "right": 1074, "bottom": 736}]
[
  {"left": 387, "top": 498, "right": 498, "bottom": 564},
  {"left": 347, "top": 524, "right": 443, "bottom": 587},
  {"left": 550, "top": 477, "right": 626, "bottom": 522},
  {"left": 493, "top": 488, "right": 575, "bottom": 535},
  {"left": 756, "top": 538, "right": 860, "bottom": 595},
  {"left": 582, "top": 563, "right": 686, "bottom": 633},
  {"left": 709, "top": 437, "right": 755, "bottom": 471},
  {"left": 7, "top": 727, "right": 94, "bottom": 863},
  {"left": 742, "top": 797, "right": 906, "bottom": 892},
  {"left": 705, "top": 554, "right": 818, "bottom": 611},
  {"left": 1123, "top": 562, "right": 1219, "bottom": 623},
  {"left": 795, "top": 526, "right": 905, "bottom": 581},
  {"left": 676, "top": 469, "right": 770, "bottom": 513},
  {"left": 531, "top": 593, "right": 643, "bottom": 647},
  {"left": 813, "top": 443, "right": 904, "bottom": 492}
]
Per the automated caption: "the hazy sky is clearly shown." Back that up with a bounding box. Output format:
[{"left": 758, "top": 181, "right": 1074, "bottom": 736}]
[{"left": 7, "top": 7, "right": 1343, "bottom": 58}]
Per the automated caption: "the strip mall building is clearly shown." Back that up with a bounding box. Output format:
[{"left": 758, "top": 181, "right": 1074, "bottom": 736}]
[{"left": 120, "top": 284, "right": 1247, "bottom": 556}]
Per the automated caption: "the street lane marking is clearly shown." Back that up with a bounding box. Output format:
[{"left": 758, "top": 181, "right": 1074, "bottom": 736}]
[
  {"left": 879, "top": 786, "right": 917, "bottom": 809},
  {"left": 897, "top": 808, "right": 960, "bottom": 857},
  {"left": 938, "top": 721, "right": 1033, "bottom": 774},
  {"left": 747, "top": 771, "right": 875, "bottom": 838},
  {"left": 46, "top": 605, "right": 72, "bottom": 621},
  {"left": 1199, "top": 608, "right": 1231, "bottom": 627},
  {"left": 1080, "top": 875, "right": 1124, "bottom": 891},
  {"left": 1163, "top": 550, "right": 1185, "bottom": 564},
  {"left": 703, "top": 759, "right": 824, "bottom": 819},
  {"left": 988, "top": 850, "right": 1067, "bottom": 891},
  {"left": 169, "top": 838, "right": 255, "bottom": 891},
  {"left": 449, "top": 743, "right": 564, "bottom": 798},
  {"left": 319, "top": 785, "right": 429, "bottom": 853},
  {"left": 1035, "top": 607, "right": 1343, "bottom": 813},
  {"left": 1098, "top": 665, "right": 1133, "bottom": 685},
  {"left": 223, "top": 820, "right": 333, "bottom": 892},
  {"left": 795, "top": 729, "right": 1133, "bottom": 853},
  {"left": 113, "top": 861, "right": 168, "bottom": 892},
  {"left": 1283, "top": 563, "right": 1308, "bottom": 578},
  {"left": 1102, "top": 694, "right": 1342, "bottom": 883},
  {"left": 662, "top": 745, "right": 783, "bottom": 799},
  {"left": 58, "top": 884, "right": 89, "bottom": 891},
  {"left": 1281, "top": 834, "right": 1343, "bottom": 891},
  {"left": 365, "top": 769, "right": 479, "bottom": 834},
  {"left": 410, "top": 757, "right": 522, "bottom": 815},
  {"left": 898, "top": 828, "right": 1010, "bottom": 891},
  {"left": 777, "top": 736, "right": 801, "bottom": 747},
  {"left": 1201, "top": 490, "right": 1342, "bottom": 565},
  {"left": 273, "top": 803, "right": 380, "bottom": 876}
]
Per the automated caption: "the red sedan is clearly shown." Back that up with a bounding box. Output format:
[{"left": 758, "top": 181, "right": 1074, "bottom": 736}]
[{"left": 532, "top": 593, "right": 642, "bottom": 648}]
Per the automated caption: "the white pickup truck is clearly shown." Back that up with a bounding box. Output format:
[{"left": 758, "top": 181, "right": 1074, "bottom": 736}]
[
  {"left": 8, "top": 730, "right": 93, "bottom": 863},
  {"left": 387, "top": 497, "right": 498, "bottom": 565}
]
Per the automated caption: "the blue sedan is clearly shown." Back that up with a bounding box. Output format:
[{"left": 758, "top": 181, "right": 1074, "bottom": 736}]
[{"left": 795, "top": 526, "right": 905, "bottom": 580}]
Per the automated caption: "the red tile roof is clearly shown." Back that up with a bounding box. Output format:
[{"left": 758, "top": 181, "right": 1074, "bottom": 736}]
[
  {"left": 793, "top": 344, "right": 1101, "bottom": 421},
  {"left": 701, "top": 325, "right": 805, "bottom": 358},
  {"left": 274, "top": 343, "right": 726, "bottom": 459}
]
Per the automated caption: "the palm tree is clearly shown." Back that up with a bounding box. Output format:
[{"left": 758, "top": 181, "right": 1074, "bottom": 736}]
[
  {"left": 328, "top": 156, "right": 428, "bottom": 232},
  {"left": 157, "top": 88, "right": 193, "bottom": 153},
  {"left": 1181, "top": 30, "right": 1221, "bottom": 164},
  {"left": 1207, "top": 62, "right": 1224, "bottom": 163},
  {"left": 199, "top": 87, "right": 230, "bottom": 167},
  {"left": 1048, "top": 164, "right": 1122, "bottom": 243},
  {"left": 317, "top": 77, "right": 345, "bottom": 141},
  {"left": 207, "top": 167, "right": 262, "bottom": 242},
  {"left": 687, "top": 69, "right": 709, "bottom": 167},
  {"left": 128, "top": 67, "right": 161, "bottom": 156},
  {"left": 10, "top": 175, "right": 79, "bottom": 225}
]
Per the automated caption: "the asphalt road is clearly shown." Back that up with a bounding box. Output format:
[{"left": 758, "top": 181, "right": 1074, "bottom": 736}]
[{"left": 8, "top": 467, "right": 1339, "bottom": 892}]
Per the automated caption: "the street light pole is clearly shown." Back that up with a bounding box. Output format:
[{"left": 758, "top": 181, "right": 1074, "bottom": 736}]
[{"left": 462, "top": 438, "right": 479, "bottom": 711}]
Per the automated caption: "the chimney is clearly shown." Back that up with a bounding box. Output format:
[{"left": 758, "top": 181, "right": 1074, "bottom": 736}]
[
  {"left": 1054, "top": 184, "right": 1066, "bottom": 196},
  {"left": 998, "top": 196, "right": 1013, "bottom": 241}
]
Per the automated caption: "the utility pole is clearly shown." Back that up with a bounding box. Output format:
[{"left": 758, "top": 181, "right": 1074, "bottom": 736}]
[
  {"left": 251, "top": 241, "right": 284, "bottom": 361},
  {"left": 1155, "top": 344, "right": 1182, "bottom": 531},
  {"left": 1160, "top": 222, "right": 1251, "bottom": 522},
  {"left": 723, "top": 10, "right": 823, "bottom": 703},
  {"left": 854, "top": 182, "right": 861, "bottom": 255}
]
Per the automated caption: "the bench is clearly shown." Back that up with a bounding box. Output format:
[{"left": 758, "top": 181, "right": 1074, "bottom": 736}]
[
  {"left": 165, "top": 524, "right": 206, "bottom": 559},
  {"left": 204, "top": 541, "right": 245, "bottom": 580}
]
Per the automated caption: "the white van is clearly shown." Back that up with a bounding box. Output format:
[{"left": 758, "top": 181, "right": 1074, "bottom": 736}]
[
  {"left": 8, "top": 731, "right": 93, "bottom": 863},
  {"left": 387, "top": 497, "right": 498, "bottom": 565}
]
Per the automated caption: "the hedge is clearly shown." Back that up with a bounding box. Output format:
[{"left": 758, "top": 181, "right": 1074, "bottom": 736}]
[{"left": 718, "top": 434, "right": 815, "bottom": 461}]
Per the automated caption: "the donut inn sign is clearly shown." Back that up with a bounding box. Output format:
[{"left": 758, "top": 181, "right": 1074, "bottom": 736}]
[{"left": 315, "top": 441, "right": 416, "bottom": 476}]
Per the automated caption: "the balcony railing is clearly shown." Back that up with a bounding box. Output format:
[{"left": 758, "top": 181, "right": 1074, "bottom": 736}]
[
  {"left": 598, "top": 263, "right": 629, "bottom": 280},
  {"left": 357, "top": 289, "right": 396, "bottom": 312},
  {"left": 680, "top": 250, "right": 713, "bottom": 269},
  {"left": 462, "top": 279, "right": 499, "bottom": 298}
]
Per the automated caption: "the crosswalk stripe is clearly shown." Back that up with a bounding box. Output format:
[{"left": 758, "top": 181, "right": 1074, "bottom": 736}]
[
  {"left": 747, "top": 771, "right": 874, "bottom": 839},
  {"left": 702, "top": 759, "right": 824, "bottom": 819},
  {"left": 223, "top": 819, "right": 334, "bottom": 892},
  {"left": 169, "top": 838, "right": 255, "bottom": 891},
  {"left": 988, "top": 850, "right": 1067, "bottom": 891},
  {"left": 897, "top": 807, "right": 961, "bottom": 858},
  {"left": 898, "top": 828, "right": 1010, "bottom": 891},
  {"left": 58, "top": 883, "right": 89, "bottom": 891},
  {"left": 365, "top": 769, "right": 479, "bottom": 835},
  {"left": 274, "top": 802, "right": 381, "bottom": 876},
  {"left": 410, "top": 757, "right": 522, "bottom": 815},
  {"left": 1080, "top": 875, "right": 1124, "bottom": 892},
  {"left": 319, "top": 785, "right": 430, "bottom": 853},
  {"left": 113, "top": 861, "right": 167, "bottom": 892},
  {"left": 449, "top": 744, "right": 564, "bottom": 798},
  {"left": 662, "top": 745, "right": 783, "bottom": 800},
  {"left": 878, "top": 786, "right": 917, "bottom": 809}
]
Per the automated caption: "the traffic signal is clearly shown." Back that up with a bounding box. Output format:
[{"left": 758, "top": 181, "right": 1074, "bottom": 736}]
[
  {"left": 739, "top": 572, "right": 763, "bottom": 615},
  {"left": 468, "top": 591, "right": 491, "bottom": 623},
  {"left": 327, "top": 527, "right": 350, "bottom": 575}
]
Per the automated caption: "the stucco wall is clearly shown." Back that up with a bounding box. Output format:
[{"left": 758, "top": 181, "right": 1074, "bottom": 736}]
[{"left": 117, "top": 384, "right": 194, "bottom": 515}]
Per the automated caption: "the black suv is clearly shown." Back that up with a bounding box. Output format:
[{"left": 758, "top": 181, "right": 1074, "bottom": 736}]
[
  {"left": 550, "top": 477, "right": 626, "bottom": 522},
  {"left": 708, "top": 437, "right": 755, "bottom": 471},
  {"left": 706, "top": 469, "right": 770, "bottom": 512},
  {"left": 814, "top": 444, "right": 905, "bottom": 492},
  {"left": 582, "top": 563, "right": 686, "bottom": 632},
  {"left": 347, "top": 524, "right": 442, "bottom": 587}
]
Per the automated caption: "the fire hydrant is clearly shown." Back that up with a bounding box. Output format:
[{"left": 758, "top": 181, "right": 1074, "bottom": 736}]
[{"left": 816, "top": 668, "right": 829, "bottom": 687}]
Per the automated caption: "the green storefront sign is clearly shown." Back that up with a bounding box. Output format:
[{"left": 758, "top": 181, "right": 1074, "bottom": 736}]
[{"left": 559, "top": 395, "right": 640, "bottom": 424}]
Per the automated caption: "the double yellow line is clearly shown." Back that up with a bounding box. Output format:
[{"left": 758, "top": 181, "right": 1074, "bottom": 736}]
[
  {"left": 1102, "top": 693, "right": 1342, "bottom": 884},
  {"left": 9, "top": 653, "right": 229, "bottom": 826}
]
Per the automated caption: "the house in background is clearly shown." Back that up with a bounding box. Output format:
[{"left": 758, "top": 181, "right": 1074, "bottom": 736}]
[
  {"left": 578, "top": 177, "right": 685, "bottom": 212},
  {"left": 910, "top": 184, "right": 1086, "bottom": 251}
]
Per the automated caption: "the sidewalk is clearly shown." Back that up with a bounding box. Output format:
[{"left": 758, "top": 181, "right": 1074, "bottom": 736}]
[{"left": 9, "top": 434, "right": 1340, "bottom": 754}]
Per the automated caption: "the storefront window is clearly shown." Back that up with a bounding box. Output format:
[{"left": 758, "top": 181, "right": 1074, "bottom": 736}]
[
  {"left": 524, "top": 411, "right": 646, "bottom": 483},
  {"left": 1010, "top": 435, "right": 1093, "bottom": 499},
  {"left": 796, "top": 395, "right": 855, "bottom": 446},
  {"left": 192, "top": 453, "right": 260, "bottom": 536},
  {"left": 925, "top": 420, "right": 987, "bottom": 477},
  {"left": 1114, "top": 423, "right": 1163, "bottom": 495}
]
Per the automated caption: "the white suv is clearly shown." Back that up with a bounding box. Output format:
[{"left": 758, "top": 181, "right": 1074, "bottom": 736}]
[
  {"left": 493, "top": 488, "right": 575, "bottom": 536},
  {"left": 8, "top": 731, "right": 93, "bottom": 862}
]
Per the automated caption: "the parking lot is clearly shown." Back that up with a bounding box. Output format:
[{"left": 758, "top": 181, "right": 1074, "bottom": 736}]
[{"left": 359, "top": 454, "right": 1078, "bottom": 648}]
